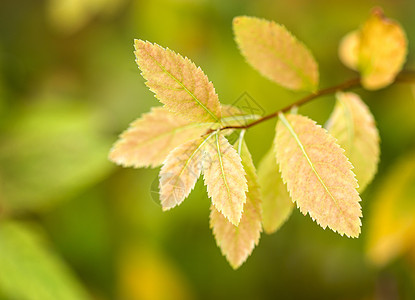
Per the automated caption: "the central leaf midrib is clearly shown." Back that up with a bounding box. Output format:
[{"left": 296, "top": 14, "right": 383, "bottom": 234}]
[
  {"left": 215, "top": 133, "right": 233, "bottom": 217},
  {"left": 171, "top": 132, "right": 216, "bottom": 189},
  {"left": 279, "top": 113, "right": 338, "bottom": 206},
  {"left": 144, "top": 49, "right": 220, "bottom": 122},
  {"left": 137, "top": 122, "right": 213, "bottom": 148}
]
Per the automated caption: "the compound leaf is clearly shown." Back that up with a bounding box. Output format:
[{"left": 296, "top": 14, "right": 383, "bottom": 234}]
[
  {"left": 109, "top": 107, "right": 214, "bottom": 168},
  {"left": 233, "top": 16, "right": 319, "bottom": 92},
  {"left": 134, "top": 40, "right": 221, "bottom": 122},
  {"left": 203, "top": 133, "right": 247, "bottom": 226},
  {"left": 326, "top": 92, "right": 380, "bottom": 192},
  {"left": 258, "top": 148, "right": 294, "bottom": 234},
  {"left": 159, "top": 136, "right": 212, "bottom": 211},
  {"left": 210, "top": 140, "right": 262, "bottom": 269},
  {"left": 275, "top": 113, "right": 362, "bottom": 237}
]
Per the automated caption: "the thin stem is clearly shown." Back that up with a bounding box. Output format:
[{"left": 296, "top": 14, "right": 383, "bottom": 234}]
[
  {"left": 220, "top": 77, "right": 360, "bottom": 131},
  {"left": 219, "top": 71, "right": 415, "bottom": 132}
]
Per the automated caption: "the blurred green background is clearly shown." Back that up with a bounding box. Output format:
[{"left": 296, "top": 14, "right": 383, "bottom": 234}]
[{"left": 0, "top": 0, "right": 415, "bottom": 299}]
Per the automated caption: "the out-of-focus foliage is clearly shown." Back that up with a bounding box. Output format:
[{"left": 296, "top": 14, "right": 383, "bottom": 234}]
[
  {"left": 366, "top": 154, "right": 415, "bottom": 266},
  {"left": 258, "top": 148, "right": 293, "bottom": 234},
  {"left": 339, "top": 8, "right": 407, "bottom": 90},
  {"left": 326, "top": 92, "right": 380, "bottom": 193},
  {"left": 0, "top": 0, "right": 415, "bottom": 299},
  {"left": 118, "top": 245, "right": 195, "bottom": 300},
  {"left": 0, "top": 100, "right": 112, "bottom": 213},
  {"left": 0, "top": 221, "right": 90, "bottom": 300}
]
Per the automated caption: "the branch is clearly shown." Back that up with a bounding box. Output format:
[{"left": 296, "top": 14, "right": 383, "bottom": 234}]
[{"left": 219, "top": 70, "right": 415, "bottom": 131}]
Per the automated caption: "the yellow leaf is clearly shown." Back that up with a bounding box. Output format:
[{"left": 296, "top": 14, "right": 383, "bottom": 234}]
[
  {"left": 134, "top": 40, "right": 221, "bottom": 122},
  {"left": 258, "top": 148, "right": 294, "bottom": 234},
  {"left": 338, "top": 30, "right": 360, "bottom": 71},
  {"left": 233, "top": 16, "right": 319, "bottom": 92},
  {"left": 275, "top": 113, "right": 362, "bottom": 237},
  {"left": 203, "top": 133, "right": 247, "bottom": 226},
  {"left": 366, "top": 155, "right": 415, "bottom": 266},
  {"left": 358, "top": 8, "right": 407, "bottom": 90},
  {"left": 210, "top": 140, "right": 262, "bottom": 269},
  {"left": 326, "top": 92, "right": 380, "bottom": 192},
  {"left": 109, "top": 107, "right": 214, "bottom": 168},
  {"left": 159, "top": 136, "right": 213, "bottom": 211}
]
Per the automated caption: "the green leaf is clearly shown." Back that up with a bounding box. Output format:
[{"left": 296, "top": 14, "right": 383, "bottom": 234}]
[
  {"left": 134, "top": 40, "right": 221, "bottom": 122},
  {"left": 0, "top": 221, "right": 90, "bottom": 300},
  {"left": 233, "top": 16, "right": 319, "bottom": 92},
  {"left": 210, "top": 139, "right": 262, "bottom": 269},
  {"left": 275, "top": 113, "right": 362, "bottom": 237},
  {"left": 326, "top": 92, "right": 380, "bottom": 192},
  {"left": 258, "top": 148, "right": 293, "bottom": 234},
  {"left": 0, "top": 101, "right": 112, "bottom": 213}
]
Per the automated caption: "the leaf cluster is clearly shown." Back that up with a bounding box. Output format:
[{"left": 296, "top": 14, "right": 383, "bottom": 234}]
[{"left": 110, "top": 8, "right": 408, "bottom": 268}]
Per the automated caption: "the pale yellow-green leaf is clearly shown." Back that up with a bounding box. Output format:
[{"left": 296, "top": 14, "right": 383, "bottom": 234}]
[
  {"left": 233, "top": 16, "right": 319, "bottom": 92},
  {"left": 203, "top": 133, "right": 247, "bottom": 226},
  {"left": 366, "top": 155, "right": 415, "bottom": 266},
  {"left": 338, "top": 30, "right": 359, "bottom": 70},
  {"left": 358, "top": 8, "right": 407, "bottom": 90},
  {"left": 134, "top": 40, "right": 221, "bottom": 122},
  {"left": 0, "top": 221, "right": 90, "bottom": 300},
  {"left": 159, "top": 136, "right": 213, "bottom": 211},
  {"left": 109, "top": 107, "right": 214, "bottom": 168},
  {"left": 326, "top": 92, "right": 380, "bottom": 192},
  {"left": 258, "top": 148, "right": 294, "bottom": 234},
  {"left": 210, "top": 140, "right": 262, "bottom": 269},
  {"left": 275, "top": 113, "right": 362, "bottom": 237}
]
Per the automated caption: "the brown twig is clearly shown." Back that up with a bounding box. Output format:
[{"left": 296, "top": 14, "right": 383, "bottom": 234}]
[{"left": 218, "top": 71, "right": 415, "bottom": 132}]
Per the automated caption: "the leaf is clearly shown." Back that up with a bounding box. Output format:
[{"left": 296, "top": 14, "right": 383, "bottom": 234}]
[
  {"left": 0, "top": 100, "right": 112, "bottom": 213},
  {"left": 366, "top": 155, "right": 415, "bottom": 266},
  {"left": 0, "top": 221, "right": 90, "bottom": 300},
  {"left": 275, "top": 113, "right": 362, "bottom": 237},
  {"left": 159, "top": 136, "right": 213, "bottom": 211},
  {"left": 109, "top": 107, "right": 214, "bottom": 168},
  {"left": 203, "top": 133, "right": 247, "bottom": 226},
  {"left": 358, "top": 8, "right": 407, "bottom": 90},
  {"left": 326, "top": 92, "right": 380, "bottom": 192},
  {"left": 210, "top": 140, "right": 262, "bottom": 269},
  {"left": 233, "top": 16, "right": 319, "bottom": 92},
  {"left": 338, "top": 30, "right": 359, "bottom": 70},
  {"left": 134, "top": 40, "right": 221, "bottom": 122},
  {"left": 258, "top": 148, "right": 294, "bottom": 234}
]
